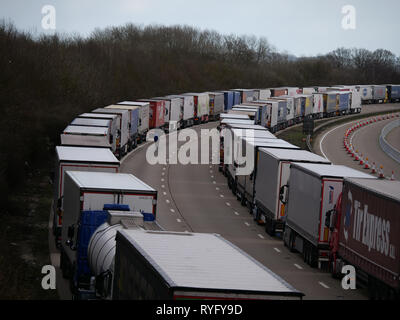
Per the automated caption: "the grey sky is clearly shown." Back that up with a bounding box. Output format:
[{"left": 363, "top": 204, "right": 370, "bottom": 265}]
[{"left": 2, "top": 0, "right": 400, "bottom": 56}]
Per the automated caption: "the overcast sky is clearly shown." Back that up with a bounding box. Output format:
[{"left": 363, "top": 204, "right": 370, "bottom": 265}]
[{"left": 2, "top": 0, "right": 400, "bottom": 56}]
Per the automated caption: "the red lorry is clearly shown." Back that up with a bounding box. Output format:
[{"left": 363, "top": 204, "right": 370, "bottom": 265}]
[{"left": 328, "top": 178, "right": 400, "bottom": 300}]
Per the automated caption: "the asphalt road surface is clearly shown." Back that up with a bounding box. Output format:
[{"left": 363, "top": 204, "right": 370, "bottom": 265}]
[
  {"left": 386, "top": 126, "right": 400, "bottom": 152},
  {"left": 316, "top": 107, "right": 400, "bottom": 180}
]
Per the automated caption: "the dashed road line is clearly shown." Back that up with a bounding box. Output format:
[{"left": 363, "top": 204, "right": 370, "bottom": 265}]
[
  {"left": 170, "top": 208, "right": 175, "bottom": 213},
  {"left": 226, "top": 202, "right": 231, "bottom": 206},
  {"left": 244, "top": 222, "right": 250, "bottom": 227},
  {"left": 319, "top": 282, "right": 330, "bottom": 289},
  {"left": 274, "top": 247, "right": 281, "bottom": 253},
  {"left": 257, "top": 234, "right": 265, "bottom": 239},
  {"left": 294, "top": 264, "right": 303, "bottom": 270}
]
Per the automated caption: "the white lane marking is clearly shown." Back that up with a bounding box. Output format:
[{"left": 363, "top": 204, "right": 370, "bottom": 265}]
[
  {"left": 257, "top": 234, "right": 264, "bottom": 239},
  {"left": 213, "top": 181, "right": 216, "bottom": 184},
  {"left": 177, "top": 218, "right": 181, "bottom": 223},
  {"left": 216, "top": 187, "right": 220, "bottom": 191},
  {"left": 294, "top": 264, "right": 303, "bottom": 270},
  {"left": 319, "top": 120, "right": 360, "bottom": 161},
  {"left": 234, "top": 211, "right": 239, "bottom": 216},
  {"left": 274, "top": 247, "right": 281, "bottom": 253},
  {"left": 161, "top": 178, "right": 165, "bottom": 182},
  {"left": 209, "top": 165, "right": 212, "bottom": 168},
  {"left": 220, "top": 194, "right": 224, "bottom": 198},
  {"left": 162, "top": 172, "right": 165, "bottom": 176},
  {"left": 161, "top": 185, "right": 165, "bottom": 188},
  {"left": 319, "top": 281, "right": 330, "bottom": 289},
  {"left": 170, "top": 208, "right": 175, "bottom": 213},
  {"left": 211, "top": 175, "right": 214, "bottom": 178},
  {"left": 244, "top": 222, "right": 250, "bottom": 227},
  {"left": 163, "top": 191, "right": 167, "bottom": 196},
  {"left": 166, "top": 199, "right": 170, "bottom": 204},
  {"left": 226, "top": 202, "right": 231, "bottom": 206}
]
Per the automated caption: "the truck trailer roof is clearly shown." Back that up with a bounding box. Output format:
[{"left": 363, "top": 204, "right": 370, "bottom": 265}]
[
  {"left": 260, "top": 148, "right": 330, "bottom": 164},
  {"left": 60, "top": 134, "right": 112, "bottom": 149},
  {"left": 65, "top": 171, "right": 155, "bottom": 193},
  {"left": 63, "top": 125, "right": 109, "bottom": 136},
  {"left": 117, "top": 230, "right": 303, "bottom": 298},
  {"left": 56, "top": 146, "right": 119, "bottom": 164},
  {"left": 344, "top": 178, "right": 400, "bottom": 202},
  {"left": 292, "top": 163, "right": 375, "bottom": 179}
]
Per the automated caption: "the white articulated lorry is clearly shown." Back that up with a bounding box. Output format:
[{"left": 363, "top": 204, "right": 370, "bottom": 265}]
[
  {"left": 112, "top": 230, "right": 304, "bottom": 300},
  {"left": 52, "top": 146, "right": 120, "bottom": 245},
  {"left": 253, "top": 148, "right": 330, "bottom": 236},
  {"left": 283, "top": 163, "right": 375, "bottom": 269}
]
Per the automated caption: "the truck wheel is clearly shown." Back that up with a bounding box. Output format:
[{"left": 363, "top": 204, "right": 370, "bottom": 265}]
[
  {"left": 240, "top": 195, "right": 246, "bottom": 206},
  {"left": 310, "top": 247, "right": 318, "bottom": 268},
  {"left": 289, "top": 232, "right": 296, "bottom": 253},
  {"left": 60, "top": 250, "right": 69, "bottom": 279}
]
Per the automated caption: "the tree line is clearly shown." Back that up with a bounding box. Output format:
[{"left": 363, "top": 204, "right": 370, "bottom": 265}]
[{"left": 1, "top": 21, "right": 400, "bottom": 206}]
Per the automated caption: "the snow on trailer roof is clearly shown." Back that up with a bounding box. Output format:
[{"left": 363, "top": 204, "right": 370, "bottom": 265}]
[
  {"left": 118, "top": 230, "right": 303, "bottom": 297},
  {"left": 56, "top": 146, "right": 119, "bottom": 164},
  {"left": 70, "top": 118, "right": 111, "bottom": 127},
  {"left": 260, "top": 148, "right": 330, "bottom": 163},
  {"left": 66, "top": 171, "right": 156, "bottom": 192},
  {"left": 292, "top": 163, "right": 376, "bottom": 179},
  {"left": 345, "top": 178, "right": 400, "bottom": 202},
  {"left": 79, "top": 113, "right": 118, "bottom": 120},
  {"left": 60, "top": 134, "right": 112, "bottom": 149},
  {"left": 63, "top": 125, "right": 109, "bottom": 136}
]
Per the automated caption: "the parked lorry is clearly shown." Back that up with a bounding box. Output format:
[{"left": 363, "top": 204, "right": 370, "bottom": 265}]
[
  {"left": 92, "top": 107, "right": 130, "bottom": 158},
  {"left": 154, "top": 96, "right": 183, "bottom": 130},
  {"left": 231, "top": 106, "right": 260, "bottom": 124},
  {"left": 60, "top": 171, "right": 158, "bottom": 293},
  {"left": 270, "top": 88, "right": 288, "bottom": 97},
  {"left": 220, "top": 90, "right": 234, "bottom": 111},
  {"left": 338, "top": 92, "right": 350, "bottom": 115},
  {"left": 206, "top": 92, "right": 224, "bottom": 121},
  {"left": 231, "top": 89, "right": 256, "bottom": 103},
  {"left": 137, "top": 99, "right": 166, "bottom": 130},
  {"left": 329, "top": 178, "right": 400, "bottom": 300},
  {"left": 240, "top": 103, "right": 268, "bottom": 127},
  {"left": 112, "top": 230, "right": 304, "bottom": 300},
  {"left": 357, "top": 85, "right": 373, "bottom": 104},
  {"left": 312, "top": 93, "right": 324, "bottom": 119},
  {"left": 253, "top": 88, "right": 271, "bottom": 100},
  {"left": 182, "top": 92, "right": 209, "bottom": 124},
  {"left": 52, "top": 146, "right": 120, "bottom": 245},
  {"left": 349, "top": 89, "right": 362, "bottom": 114},
  {"left": 253, "top": 148, "right": 330, "bottom": 236},
  {"left": 386, "top": 84, "right": 400, "bottom": 102},
  {"left": 270, "top": 96, "right": 295, "bottom": 126},
  {"left": 220, "top": 113, "right": 250, "bottom": 121},
  {"left": 322, "top": 92, "right": 338, "bottom": 117},
  {"left": 115, "top": 101, "right": 149, "bottom": 144},
  {"left": 255, "top": 100, "right": 279, "bottom": 132},
  {"left": 372, "top": 85, "right": 386, "bottom": 103},
  {"left": 283, "top": 163, "right": 375, "bottom": 269},
  {"left": 166, "top": 95, "right": 194, "bottom": 127}
]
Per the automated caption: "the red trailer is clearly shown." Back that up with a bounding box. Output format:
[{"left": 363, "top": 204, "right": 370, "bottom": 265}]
[
  {"left": 329, "top": 178, "right": 400, "bottom": 299},
  {"left": 139, "top": 99, "right": 166, "bottom": 129}
]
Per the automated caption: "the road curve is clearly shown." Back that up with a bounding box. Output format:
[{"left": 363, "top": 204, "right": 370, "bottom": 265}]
[{"left": 316, "top": 113, "right": 400, "bottom": 180}]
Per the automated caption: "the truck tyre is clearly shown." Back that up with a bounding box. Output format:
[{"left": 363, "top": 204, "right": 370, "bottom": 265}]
[
  {"left": 289, "top": 232, "right": 296, "bottom": 253},
  {"left": 60, "top": 250, "right": 69, "bottom": 279},
  {"left": 240, "top": 194, "right": 246, "bottom": 206}
]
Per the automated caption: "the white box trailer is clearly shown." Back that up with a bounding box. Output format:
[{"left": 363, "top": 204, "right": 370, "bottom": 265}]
[
  {"left": 256, "top": 100, "right": 279, "bottom": 133},
  {"left": 153, "top": 97, "right": 183, "bottom": 131},
  {"left": 220, "top": 113, "right": 250, "bottom": 120},
  {"left": 283, "top": 163, "right": 375, "bottom": 269},
  {"left": 312, "top": 93, "right": 324, "bottom": 119},
  {"left": 113, "top": 230, "right": 303, "bottom": 300},
  {"left": 61, "top": 171, "right": 157, "bottom": 278},
  {"left": 357, "top": 85, "right": 373, "bottom": 104},
  {"left": 115, "top": 101, "right": 149, "bottom": 142},
  {"left": 52, "top": 146, "right": 120, "bottom": 242},
  {"left": 206, "top": 92, "right": 224, "bottom": 121},
  {"left": 253, "top": 88, "right": 271, "bottom": 100},
  {"left": 166, "top": 95, "right": 195, "bottom": 127},
  {"left": 92, "top": 108, "right": 130, "bottom": 158},
  {"left": 254, "top": 149, "right": 330, "bottom": 236},
  {"left": 60, "top": 134, "right": 112, "bottom": 150},
  {"left": 372, "top": 85, "right": 386, "bottom": 103},
  {"left": 235, "top": 138, "right": 300, "bottom": 211},
  {"left": 240, "top": 103, "right": 269, "bottom": 127},
  {"left": 302, "top": 87, "right": 317, "bottom": 95},
  {"left": 182, "top": 92, "right": 209, "bottom": 124},
  {"left": 349, "top": 89, "right": 362, "bottom": 113}
]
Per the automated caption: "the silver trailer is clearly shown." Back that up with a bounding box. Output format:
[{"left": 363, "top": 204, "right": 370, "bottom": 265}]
[
  {"left": 253, "top": 88, "right": 271, "bottom": 100},
  {"left": 115, "top": 101, "right": 150, "bottom": 143},
  {"left": 372, "top": 85, "right": 386, "bottom": 103},
  {"left": 61, "top": 171, "right": 157, "bottom": 287},
  {"left": 219, "top": 113, "right": 250, "bottom": 120},
  {"left": 153, "top": 96, "right": 183, "bottom": 131},
  {"left": 283, "top": 163, "right": 375, "bottom": 269},
  {"left": 60, "top": 134, "right": 112, "bottom": 150},
  {"left": 92, "top": 107, "right": 130, "bottom": 158},
  {"left": 166, "top": 94, "right": 195, "bottom": 127},
  {"left": 357, "top": 85, "right": 373, "bottom": 104},
  {"left": 349, "top": 89, "right": 362, "bottom": 113},
  {"left": 253, "top": 149, "right": 330, "bottom": 236},
  {"left": 113, "top": 230, "right": 304, "bottom": 300},
  {"left": 255, "top": 100, "right": 279, "bottom": 132},
  {"left": 52, "top": 146, "right": 119, "bottom": 245},
  {"left": 206, "top": 92, "right": 224, "bottom": 121}
]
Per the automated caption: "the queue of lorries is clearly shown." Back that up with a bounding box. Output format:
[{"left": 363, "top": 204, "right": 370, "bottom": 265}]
[{"left": 52, "top": 84, "right": 400, "bottom": 300}]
